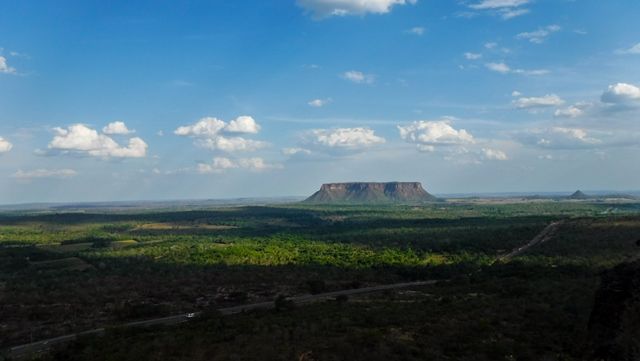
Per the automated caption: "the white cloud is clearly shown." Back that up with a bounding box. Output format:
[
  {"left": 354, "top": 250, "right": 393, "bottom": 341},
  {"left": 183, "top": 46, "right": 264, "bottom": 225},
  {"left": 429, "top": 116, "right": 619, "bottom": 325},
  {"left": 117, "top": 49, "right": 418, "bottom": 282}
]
[
  {"left": 297, "top": 0, "right": 417, "bottom": 18},
  {"left": 616, "top": 43, "right": 640, "bottom": 55},
  {"left": 601, "top": 83, "right": 640, "bottom": 104},
  {"left": 482, "top": 148, "right": 508, "bottom": 160},
  {"left": 308, "top": 98, "right": 332, "bottom": 107},
  {"left": 342, "top": 70, "right": 375, "bottom": 84},
  {"left": 500, "top": 8, "right": 529, "bottom": 19},
  {"left": 225, "top": 116, "right": 261, "bottom": 134},
  {"left": 464, "top": 52, "right": 482, "bottom": 60},
  {"left": 102, "top": 121, "right": 134, "bottom": 135},
  {"left": 486, "top": 62, "right": 511, "bottom": 74},
  {"left": 513, "top": 69, "right": 550, "bottom": 76},
  {"left": 12, "top": 169, "right": 78, "bottom": 180},
  {"left": 469, "top": 0, "right": 529, "bottom": 10},
  {"left": 468, "top": 0, "right": 530, "bottom": 19},
  {"left": 0, "top": 137, "right": 12, "bottom": 153},
  {"left": 0, "top": 56, "right": 16, "bottom": 74},
  {"left": 517, "top": 127, "right": 601, "bottom": 149},
  {"left": 197, "top": 157, "right": 281, "bottom": 174},
  {"left": 237, "top": 158, "right": 282, "bottom": 171},
  {"left": 486, "top": 62, "right": 550, "bottom": 76},
  {"left": 196, "top": 136, "right": 268, "bottom": 152},
  {"left": 511, "top": 91, "right": 522, "bottom": 97},
  {"left": 175, "top": 117, "right": 226, "bottom": 137},
  {"left": 554, "top": 105, "right": 585, "bottom": 118},
  {"left": 484, "top": 42, "right": 498, "bottom": 49},
  {"left": 406, "top": 26, "right": 425, "bottom": 35},
  {"left": 308, "top": 127, "right": 385, "bottom": 150},
  {"left": 398, "top": 120, "right": 474, "bottom": 152},
  {"left": 197, "top": 157, "right": 238, "bottom": 173},
  {"left": 516, "top": 25, "right": 561, "bottom": 44},
  {"left": 175, "top": 116, "right": 266, "bottom": 152},
  {"left": 282, "top": 147, "right": 312, "bottom": 156},
  {"left": 48, "top": 124, "right": 148, "bottom": 158},
  {"left": 175, "top": 116, "right": 260, "bottom": 136},
  {"left": 514, "top": 94, "right": 565, "bottom": 109},
  {"left": 550, "top": 128, "right": 598, "bottom": 144}
]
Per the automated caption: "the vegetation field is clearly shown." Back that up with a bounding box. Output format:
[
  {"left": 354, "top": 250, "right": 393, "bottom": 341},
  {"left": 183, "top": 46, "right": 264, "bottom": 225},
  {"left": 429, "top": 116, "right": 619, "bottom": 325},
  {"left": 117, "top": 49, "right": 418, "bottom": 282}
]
[{"left": 1, "top": 201, "right": 639, "bottom": 360}]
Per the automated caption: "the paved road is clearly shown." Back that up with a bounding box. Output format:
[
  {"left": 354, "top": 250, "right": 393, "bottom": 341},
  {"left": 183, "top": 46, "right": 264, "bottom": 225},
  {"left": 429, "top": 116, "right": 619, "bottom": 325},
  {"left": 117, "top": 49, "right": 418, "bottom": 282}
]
[
  {"left": 7, "top": 221, "right": 563, "bottom": 359},
  {"left": 6, "top": 280, "right": 438, "bottom": 359},
  {"left": 496, "top": 220, "right": 564, "bottom": 262}
]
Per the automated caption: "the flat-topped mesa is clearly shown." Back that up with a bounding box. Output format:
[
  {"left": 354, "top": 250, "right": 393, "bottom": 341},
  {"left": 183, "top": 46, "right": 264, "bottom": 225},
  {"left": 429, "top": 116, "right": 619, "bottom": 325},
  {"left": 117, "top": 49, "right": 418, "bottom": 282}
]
[{"left": 304, "top": 182, "right": 437, "bottom": 204}]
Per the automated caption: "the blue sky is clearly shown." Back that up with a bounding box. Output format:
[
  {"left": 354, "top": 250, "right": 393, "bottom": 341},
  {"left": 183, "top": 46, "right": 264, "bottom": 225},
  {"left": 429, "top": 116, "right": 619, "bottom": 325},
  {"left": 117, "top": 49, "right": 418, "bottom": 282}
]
[{"left": 1, "top": 0, "right": 639, "bottom": 203}]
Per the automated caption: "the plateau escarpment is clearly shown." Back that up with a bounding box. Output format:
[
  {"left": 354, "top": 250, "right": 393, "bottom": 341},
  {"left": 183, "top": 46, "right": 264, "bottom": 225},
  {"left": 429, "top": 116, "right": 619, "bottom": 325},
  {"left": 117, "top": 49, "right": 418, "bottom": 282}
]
[{"left": 304, "top": 182, "right": 437, "bottom": 204}]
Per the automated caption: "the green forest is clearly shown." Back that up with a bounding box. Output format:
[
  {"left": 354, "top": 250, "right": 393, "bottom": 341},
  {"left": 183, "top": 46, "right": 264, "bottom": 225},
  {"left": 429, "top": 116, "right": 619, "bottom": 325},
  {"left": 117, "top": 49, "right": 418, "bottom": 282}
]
[{"left": 1, "top": 201, "right": 639, "bottom": 360}]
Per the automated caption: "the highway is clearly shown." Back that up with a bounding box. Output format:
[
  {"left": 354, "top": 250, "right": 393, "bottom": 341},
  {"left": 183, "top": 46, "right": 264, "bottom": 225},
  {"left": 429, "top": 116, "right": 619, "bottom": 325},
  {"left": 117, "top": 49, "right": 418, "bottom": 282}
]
[
  {"left": 7, "top": 220, "right": 563, "bottom": 359},
  {"left": 496, "top": 220, "right": 564, "bottom": 262},
  {"left": 7, "top": 280, "right": 438, "bottom": 359}
]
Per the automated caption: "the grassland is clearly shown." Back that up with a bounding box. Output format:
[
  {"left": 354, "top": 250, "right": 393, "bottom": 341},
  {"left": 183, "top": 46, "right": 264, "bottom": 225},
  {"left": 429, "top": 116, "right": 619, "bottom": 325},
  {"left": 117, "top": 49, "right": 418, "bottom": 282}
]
[{"left": 1, "top": 201, "right": 639, "bottom": 360}]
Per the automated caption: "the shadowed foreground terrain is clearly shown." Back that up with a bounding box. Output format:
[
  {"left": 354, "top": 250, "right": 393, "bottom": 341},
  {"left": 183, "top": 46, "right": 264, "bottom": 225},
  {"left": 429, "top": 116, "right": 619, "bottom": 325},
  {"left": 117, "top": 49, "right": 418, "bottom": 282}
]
[{"left": 1, "top": 201, "right": 640, "bottom": 360}]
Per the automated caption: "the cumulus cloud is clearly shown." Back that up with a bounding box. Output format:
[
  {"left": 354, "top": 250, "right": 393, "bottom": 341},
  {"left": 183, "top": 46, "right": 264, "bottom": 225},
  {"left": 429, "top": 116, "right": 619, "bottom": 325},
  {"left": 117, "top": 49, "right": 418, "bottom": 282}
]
[
  {"left": 12, "top": 169, "right": 78, "bottom": 180},
  {"left": 175, "top": 116, "right": 260, "bottom": 136},
  {"left": 297, "top": 0, "right": 417, "bottom": 18},
  {"left": 482, "top": 148, "right": 508, "bottom": 161},
  {"left": 554, "top": 104, "right": 588, "bottom": 118},
  {"left": 514, "top": 94, "right": 565, "bottom": 109},
  {"left": 485, "top": 62, "right": 549, "bottom": 76},
  {"left": 196, "top": 136, "right": 267, "bottom": 152},
  {"left": 48, "top": 124, "right": 148, "bottom": 158},
  {"left": 398, "top": 120, "right": 474, "bottom": 152},
  {"left": 464, "top": 52, "right": 482, "bottom": 60},
  {"left": 0, "top": 137, "right": 12, "bottom": 153},
  {"left": 307, "top": 127, "right": 385, "bottom": 150},
  {"left": 282, "top": 147, "right": 312, "bottom": 156},
  {"left": 0, "top": 56, "right": 16, "bottom": 74},
  {"left": 225, "top": 116, "right": 261, "bottom": 133},
  {"left": 616, "top": 43, "right": 640, "bottom": 55},
  {"left": 601, "top": 83, "right": 640, "bottom": 104},
  {"left": 516, "top": 25, "right": 561, "bottom": 44},
  {"left": 308, "top": 98, "right": 332, "bottom": 107},
  {"left": 342, "top": 70, "right": 375, "bottom": 84},
  {"left": 175, "top": 116, "right": 266, "bottom": 152},
  {"left": 102, "top": 121, "right": 134, "bottom": 135},
  {"left": 197, "top": 157, "right": 282, "bottom": 174}
]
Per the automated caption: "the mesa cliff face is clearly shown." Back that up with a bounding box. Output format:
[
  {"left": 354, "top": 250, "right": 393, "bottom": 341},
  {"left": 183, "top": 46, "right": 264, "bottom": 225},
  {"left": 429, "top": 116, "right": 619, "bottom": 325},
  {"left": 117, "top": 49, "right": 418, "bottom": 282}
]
[{"left": 304, "top": 182, "right": 437, "bottom": 204}]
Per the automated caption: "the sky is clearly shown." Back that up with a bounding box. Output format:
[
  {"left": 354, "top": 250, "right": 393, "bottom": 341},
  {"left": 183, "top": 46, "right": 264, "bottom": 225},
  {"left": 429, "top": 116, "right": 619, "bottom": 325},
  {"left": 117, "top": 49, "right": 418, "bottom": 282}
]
[{"left": 0, "top": 0, "right": 639, "bottom": 203}]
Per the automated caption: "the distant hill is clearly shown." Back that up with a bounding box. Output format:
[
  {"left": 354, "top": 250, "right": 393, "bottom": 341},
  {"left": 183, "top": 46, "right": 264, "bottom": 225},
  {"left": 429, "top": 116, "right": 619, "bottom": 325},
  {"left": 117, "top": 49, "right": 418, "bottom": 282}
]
[
  {"left": 304, "top": 182, "right": 437, "bottom": 204},
  {"left": 566, "top": 190, "right": 638, "bottom": 201},
  {"left": 569, "top": 190, "right": 589, "bottom": 200}
]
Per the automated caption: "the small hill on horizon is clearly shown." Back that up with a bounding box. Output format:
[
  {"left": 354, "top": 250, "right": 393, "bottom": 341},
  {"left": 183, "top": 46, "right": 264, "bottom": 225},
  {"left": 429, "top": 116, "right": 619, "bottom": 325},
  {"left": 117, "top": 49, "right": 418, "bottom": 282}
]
[
  {"left": 569, "top": 190, "right": 589, "bottom": 200},
  {"left": 304, "top": 182, "right": 437, "bottom": 204}
]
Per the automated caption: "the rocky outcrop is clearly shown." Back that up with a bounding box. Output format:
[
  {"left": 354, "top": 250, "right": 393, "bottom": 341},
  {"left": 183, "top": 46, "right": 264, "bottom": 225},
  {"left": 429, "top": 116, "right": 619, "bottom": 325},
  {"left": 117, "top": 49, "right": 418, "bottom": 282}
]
[{"left": 304, "top": 182, "right": 437, "bottom": 204}]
